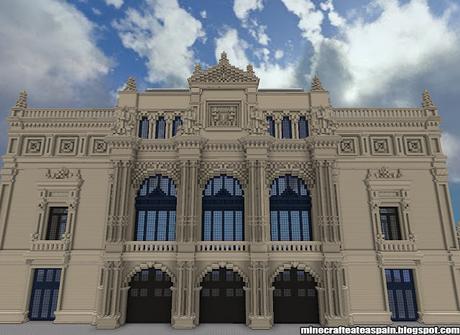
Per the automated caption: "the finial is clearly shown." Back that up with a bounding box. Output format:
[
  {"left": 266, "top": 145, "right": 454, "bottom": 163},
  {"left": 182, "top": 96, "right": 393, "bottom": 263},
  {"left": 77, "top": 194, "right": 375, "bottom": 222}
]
[
  {"left": 15, "top": 90, "right": 27, "bottom": 109},
  {"left": 193, "top": 63, "right": 202, "bottom": 74},
  {"left": 246, "top": 64, "right": 254, "bottom": 76},
  {"left": 422, "top": 89, "right": 435, "bottom": 109},
  {"left": 123, "top": 77, "right": 137, "bottom": 92},
  {"left": 219, "top": 51, "right": 229, "bottom": 65},
  {"left": 311, "top": 74, "right": 325, "bottom": 91}
]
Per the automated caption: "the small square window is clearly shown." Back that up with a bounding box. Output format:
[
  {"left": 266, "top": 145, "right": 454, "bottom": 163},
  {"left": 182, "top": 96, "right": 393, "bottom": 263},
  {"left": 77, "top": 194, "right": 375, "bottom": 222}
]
[
  {"left": 235, "top": 288, "right": 244, "bottom": 297},
  {"left": 274, "top": 289, "right": 282, "bottom": 297},
  {"left": 307, "top": 289, "right": 316, "bottom": 297},
  {"left": 226, "top": 288, "right": 234, "bottom": 296},
  {"left": 202, "top": 288, "right": 210, "bottom": 297},
  {"left": 154, "top": 288, "right": 162, "bottom": 297},
  {"left": 283, "top": 289, "right": 291, "bottom": 297},
  {"left": 212, "top": 288, "right": 220, "bottom": 297},
  {"left": 282, "top": 271, "right": 290, "bottom": 281},
  {"left": 140, "top": 288, "right": 148, "bottom": 297},
  {"left": 298, "top": 289, "right": 306, "bottom": 297},
  {"left": 164, "top": 288, "right": 171, "bottom": 297},
  {"left": 130, "top": 288, "right": 138, "bottom": 297}
]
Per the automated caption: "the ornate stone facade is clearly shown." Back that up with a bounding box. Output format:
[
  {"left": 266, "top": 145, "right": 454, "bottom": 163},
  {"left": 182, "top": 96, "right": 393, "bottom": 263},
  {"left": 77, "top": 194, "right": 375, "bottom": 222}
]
[{"left": 0, "top": 54, "right": 459, "bottom": 329}]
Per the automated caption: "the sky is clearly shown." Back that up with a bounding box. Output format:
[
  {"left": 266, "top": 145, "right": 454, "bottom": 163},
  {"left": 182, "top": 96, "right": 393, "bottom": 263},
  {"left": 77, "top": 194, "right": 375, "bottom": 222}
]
[{"left": 0, "top": 0, "right": 459, "bottom": 221}]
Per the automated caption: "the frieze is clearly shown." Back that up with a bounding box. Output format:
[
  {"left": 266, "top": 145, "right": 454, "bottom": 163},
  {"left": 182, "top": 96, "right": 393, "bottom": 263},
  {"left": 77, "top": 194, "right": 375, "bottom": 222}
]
[
  {"left": 207, "top": 102, "right": 240, "bottom": 128},
  {"left": 45, "top": 167, "right": 82, "bottom": 180},
  {"left": 367, "top": 166, "right": 402, "bottom": 180}
]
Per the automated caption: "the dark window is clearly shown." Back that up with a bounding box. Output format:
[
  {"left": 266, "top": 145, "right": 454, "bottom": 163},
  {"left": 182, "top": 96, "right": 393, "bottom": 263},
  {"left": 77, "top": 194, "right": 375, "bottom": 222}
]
[
  {"left": 380, "top": 207, "right": 402, "bottom": 240},
  {"left": 29, "top": 269, "right": 61, "bottom": 321},
  {"left": 172, "top": 116, "right": 182, "bottom": 136},
  {"left": 138, "top": 117, "right": 149, "bottom": 139},
  {"left": 385, "top": 269, "right": 418, "bottom": 321},
  {"left": 281, "top": 116, "right": 292, "bottom": 139},
  {"left": 155, "top": 117, "right": 166, "bottom": 139},
  {"left": 267, "top": 116, "right": 275, "bottom": 137},
  {"left": 270, "top": 175, "right": 312, "bottom": 241},
  {"left": 298, "top": 116, "right": 309, "bottom": 138},
  {"left": 46, "top": 207, "right": 68, "bottom": 240},
  {"left": 202, "top": 175, "right": 244, "bottom": 241},
  {"left": 135, "top": 175, "right": 176, "bottom": 241}
]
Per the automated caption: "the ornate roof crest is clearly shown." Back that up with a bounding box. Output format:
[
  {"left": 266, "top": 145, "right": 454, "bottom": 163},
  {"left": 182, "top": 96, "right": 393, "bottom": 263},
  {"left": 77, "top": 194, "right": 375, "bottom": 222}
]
[
  {"left": 188, "top": 52, "right": 259, "bottom": 85},
  {"left": 15, "top": 90, "right": 27, "bottom": 109}
]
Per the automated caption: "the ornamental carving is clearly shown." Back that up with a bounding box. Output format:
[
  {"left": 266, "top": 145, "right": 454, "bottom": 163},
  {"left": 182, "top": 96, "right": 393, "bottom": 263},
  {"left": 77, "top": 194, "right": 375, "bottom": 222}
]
[
  {"left": 339, "top": 138, "right": 357, "bottom": 155},
  {"left": 247, "top": 106, "right": 266, "bottom": 135},
  {"left": 58, "top": 138, "right": 77, "bottom": 154},
  {"left": 405, "top": 138, "right": 423, "bottom": 154},
  {"left": 92, "top": 139, "right": 108, "bottom": 154},
  {"left": 112, "top": 107, "right": 137, "bottom": 136},
  {"left": 45, "top": 167, "right": 82, "bottom": 180},
  {"left": 132, "top": 161, "right": 180, "bottom": 189},
  {"left": 371, "top": 138, "right": 390, "bottom": 155},
  {"left": 207, "top": 103, "right": 240, "bottom": 127},
  {"left": 367, "top": 166, "right": 402, "bottom": 179},
  {"left": 266, "top": 161, "right": 315, "bottom": 188},
  {"left": 199, "top": 161, "right": 247, "bottom": 188},
  {"left": 309, "top": 107, "right": 336, "bottom": 136},
  {"left": 25, "top": 138, "right": 44, "bottom": 154},
  {"left": 180, "top": 107, "right": 201, "bottom": 135}
]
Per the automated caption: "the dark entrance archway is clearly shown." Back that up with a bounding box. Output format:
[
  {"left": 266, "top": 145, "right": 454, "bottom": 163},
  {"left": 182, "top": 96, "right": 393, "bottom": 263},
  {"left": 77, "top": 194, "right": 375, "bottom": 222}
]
[
  {"left": 273, "top": 268, "right": 319, "bottom": 323},
  {"left": 126, "top": 268, "right": 172, "bottom": 323},
  {"left": 199, "top": 268, "right": 246, "bottom": 323}
]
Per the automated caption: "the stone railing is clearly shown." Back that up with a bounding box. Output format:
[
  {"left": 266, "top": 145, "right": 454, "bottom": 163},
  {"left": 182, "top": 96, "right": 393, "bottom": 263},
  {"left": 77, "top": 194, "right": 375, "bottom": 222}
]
[
  {"left": 270, "top": 241, "right": 322, "bottom": 252},
  {"left": 376, "top": 234, "right": 417, "bottom": 252},
  {"left": 195, "top": 241, "right": 249, "bottom": 252},
  {"left": 123, "top": 241, "right": 177, "bottom": 252},
  {"left": 17, "top": 108, "right": 115, "bottom": 119},
  {"left": 332, "top": 108, "right": 426, "bottom": 119},
  {"left": 30, "top": 239, "right": 70, "bottom": 251}
]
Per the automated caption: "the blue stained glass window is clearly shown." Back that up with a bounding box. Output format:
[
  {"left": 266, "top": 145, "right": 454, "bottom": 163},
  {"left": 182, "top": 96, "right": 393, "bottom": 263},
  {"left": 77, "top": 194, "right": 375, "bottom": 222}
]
[
  {"left": 29, "top": 269, "right": 61, "bottom": 321},
  {"left": 281, "top": 116, "right": 292, "bottom": 139},
  {"left": 298, "top": 116, "right": 309, "bottom": 138},
  {"left": 270, "top": 175, "right": 312, "bottom": 241},
  {"left": 138, "top": 117, "right": 149, "bottom": 138},
  {"left": 385, "top": 269, "right": 418, "bottom": 321},
  {"left": 267, "top": 116, "right": 275, "bottom": 137},
  {"left": 135, "top": 175, "right": 177, "bottom": 241},
  {"left": 155, "top": 116, "right": 166, "bottom": 139},
  {"left": 202, "top": 175, "right": 244, "bottom": 241}
]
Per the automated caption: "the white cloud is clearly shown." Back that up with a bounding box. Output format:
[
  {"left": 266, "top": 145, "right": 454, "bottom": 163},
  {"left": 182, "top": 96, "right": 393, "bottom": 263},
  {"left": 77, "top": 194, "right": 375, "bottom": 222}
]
[
  {"left": 274, "top": 49, "right": 284, "bottom": 60},
  {"left": 200, "top": 10, "right": 207, "bottom": 19},
  {"left": 92, "top": 7, "right": 102, "bottom": 15},
  {"left": 320, "top": 0, "right": 345, "bottom": 27},
  {"left": 442, "top": 133, "right": 460, "bottom": 183},
  {"left": 233, "top": 0, "right": 264, "bottom": 21},
  {"left": 105, "top": 0, "right": 123, "bottom": 9},
  {"left": 334, "top": 0, "right": 458, "bottom": 103},
  {"left": 215, "top": 29, "right": 297, "bottom": 88},
  {"left": 0, "top": 0, "right": 111, "bottom": 105},
  {"left": 114, "top": 0, "right": 205, "bottom": 86},
  {"left": 281, "top": 0, "right": 325, "bottom": 49}
]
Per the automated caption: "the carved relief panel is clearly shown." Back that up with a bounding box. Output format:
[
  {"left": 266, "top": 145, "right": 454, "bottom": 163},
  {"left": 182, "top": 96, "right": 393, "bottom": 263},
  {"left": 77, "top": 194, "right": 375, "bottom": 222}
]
[{"left": 206, "top": 102, "right": 241, "bottom": 128}]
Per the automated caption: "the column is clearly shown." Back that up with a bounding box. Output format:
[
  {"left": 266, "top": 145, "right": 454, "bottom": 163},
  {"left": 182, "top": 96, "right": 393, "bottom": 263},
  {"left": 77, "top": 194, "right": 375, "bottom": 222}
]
[
  {"left": 321, "top": 260, "right": 350, "bottom": 326},
  {"left": 172, "top": 260, "right": 196, "bottom": 328},
  {"left": 96, "top": 261, "right": 123, "bottom": 329},
  {"left": 247, "top": 261, "right": 272, "bottom": 329},
  {"left": 0, "top": 159, "right": 17, "bottom": 249}
]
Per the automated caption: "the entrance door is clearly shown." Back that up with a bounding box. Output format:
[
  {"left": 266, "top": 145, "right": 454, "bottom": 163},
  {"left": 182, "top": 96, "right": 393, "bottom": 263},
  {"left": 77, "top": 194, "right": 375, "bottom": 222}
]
[
  {"left": 273, "top": 268, "right": 319, "bottom": 323},
  {"left": 385, "top": 269, "right": 418, "bottom": 321},
  {"left": 29, "top": 268, "right": 61, "bottom": 321},
  {"left": 126, "top": 269, "right": 172, "bottom": 323},
  {"left": 199, "top": 268, "right": 246, "bottom": 323}
]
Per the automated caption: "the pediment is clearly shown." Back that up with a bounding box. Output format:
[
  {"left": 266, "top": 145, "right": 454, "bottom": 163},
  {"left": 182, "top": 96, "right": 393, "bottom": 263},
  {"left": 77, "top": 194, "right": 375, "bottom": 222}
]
[{"left": 188, "top": 52, "right": 259, "bottom": 86}]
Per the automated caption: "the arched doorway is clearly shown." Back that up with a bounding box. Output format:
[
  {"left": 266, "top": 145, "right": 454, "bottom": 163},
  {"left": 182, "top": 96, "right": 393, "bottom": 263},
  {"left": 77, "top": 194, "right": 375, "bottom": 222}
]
[
  {"left": 199, "top": 268, "right": 246, "bottom": 323},
  {"left": 273, "top": 268, "right": 319, "bottom": 323},
  {"left": 126, "top": 268, "right": 172, "bottom": 323}
]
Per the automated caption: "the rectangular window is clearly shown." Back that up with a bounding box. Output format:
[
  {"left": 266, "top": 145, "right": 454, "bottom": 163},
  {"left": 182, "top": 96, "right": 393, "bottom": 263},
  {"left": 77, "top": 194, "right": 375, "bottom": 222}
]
[
  {"left": 138, "top": 117, "right": 149, "bottom": 138},
  {"left": 155, "top": 117, "right": 166, "bottom": 139},
  {"left": 267, "top": 116, "right": 275, "bottom": 137},
  {"left": 29, "top": 269, "right": 61, "bottom": 321},
  {"left": 281, "top": 116, "right": 292, "bottom": 139},
  {"left": 224, "top": 211, "right": 234, "bottom": 241},
  {"left": 46, "top": 207, "right": 68, "bottom": 240},
  {"left": 279, "top": 211, "right": 290, "bottom": 240},
  {"left": 172, "top": 116, "right": 182, "bottom": 136},
  {"left": 384, "top": 269, "right": 418, "bottom": 321},
  {"left": 379, "top": 207, "right": 402, "bottom": 240},
  {"left": 213, "top": 211, "right": 223, "bottom": 240},
  {"left": 270, "top": 211, "right": 279, "bottom": 241},
  {"left": 298, "top": 116, "right": 309, "bottom": 138},
  {"left": 203, "top": 211, "right": 212, "bottom": 240}
]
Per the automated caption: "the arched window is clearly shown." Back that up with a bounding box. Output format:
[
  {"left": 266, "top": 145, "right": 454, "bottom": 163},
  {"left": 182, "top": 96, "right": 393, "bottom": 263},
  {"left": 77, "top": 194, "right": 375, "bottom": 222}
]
[
  {"left": 172, "top": 116, "right": 182, "bottom": 136},
  {"left": 202, "top": 175, "right": 244, "bottom": 241},
  {"left": 267, "top": 116, "right": 275, "bottom": 137},
  {"left": 298, "top": 116, "right": 309, "bottom": 138},
  {"left": 138, "top": 117, "right": 149, "bottom": 139},
  {"left": 270, "top": 175, "right": 312, "bottom": 241},
  {"left": 281, "top": 116, "right": 292, "bottom": 139},
  {"left": 135, "top": 175, "right": 176, "bottom": 241},
  {"left": 155, "top": 117, "right": 166, "bottom": 139}
]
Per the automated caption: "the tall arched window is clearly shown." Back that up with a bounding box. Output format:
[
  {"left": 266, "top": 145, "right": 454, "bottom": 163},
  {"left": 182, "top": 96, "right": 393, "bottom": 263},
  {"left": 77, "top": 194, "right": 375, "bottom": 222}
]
[
  {"left": 298, "top": 116, "right": 309, "bottom": 139},
  {"left": 155, "top": 117, "right": 166, "bottom": 139},
  {"left": 267, "top": 116, "right": 275, "bottom": 137},
  {"left": 138, "top": 117, "right": 149, "bottom": 139},
  {"left": 270, "top": 175, "right": 312, "bottom": 241},
  {"left": 281, "top": 116, "right": 292, "bottom": 139},
  {"left": 172, "top": 116, "right": 182, "bottom": 136},
  {"left": 135, "top": 175, "right": 176, "bottom": 241},
  {"left": 202, "top": 175, "right": 244, "bottom": 241}
]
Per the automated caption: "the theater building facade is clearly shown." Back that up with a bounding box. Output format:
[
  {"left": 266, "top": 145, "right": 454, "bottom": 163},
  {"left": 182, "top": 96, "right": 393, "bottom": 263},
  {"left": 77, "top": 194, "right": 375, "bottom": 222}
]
[{"left": 0, "top": 53, "right": 459, "bottom": 329}]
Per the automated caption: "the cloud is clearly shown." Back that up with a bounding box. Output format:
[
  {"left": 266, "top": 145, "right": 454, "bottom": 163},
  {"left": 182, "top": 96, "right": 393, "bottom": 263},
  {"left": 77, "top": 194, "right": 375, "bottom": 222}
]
[
  {"left": 105, "top": 0, "right": 123, "bottom": 9},
  {"left": 274, "top": 49, "right": 284, "bottom": 60},
  {"left": 215, "top": 28, "right": 297, "bottom": 88},
  {"left": 442, "top": 133, "right": 460, "bottom": 183},
  {"left": 200, "top": 10, "right": 207, "bottom": 19},
  {"left": 233, "top": 0, "right": 264, "bottom": 21},
  {"left": 114, "top": 0, "right": 205, "bottom": 86}
]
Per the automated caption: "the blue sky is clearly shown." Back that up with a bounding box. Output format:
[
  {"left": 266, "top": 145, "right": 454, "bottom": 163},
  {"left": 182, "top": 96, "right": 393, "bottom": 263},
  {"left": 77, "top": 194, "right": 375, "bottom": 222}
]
[{"left": 0, "top": 0, "right": 459, "bottom": 222}]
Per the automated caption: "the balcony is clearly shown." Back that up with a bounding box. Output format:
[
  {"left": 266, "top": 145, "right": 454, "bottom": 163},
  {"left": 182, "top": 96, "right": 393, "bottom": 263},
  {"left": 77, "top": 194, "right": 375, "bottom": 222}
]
[
  {"left": 30, "top": 233, "right": 71, "bottom": 252},
  {"left": 123, "top": 241, "right": 177, "bottom": 252},
  {"left": 269, "top": 241, "right": 322, "bottom": 252},
  {"left": 195, "top": 241, "right": 249, "bottom": 252},
  {"left": 375, "top": 234, "right": 417, "bottom": 252}
]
